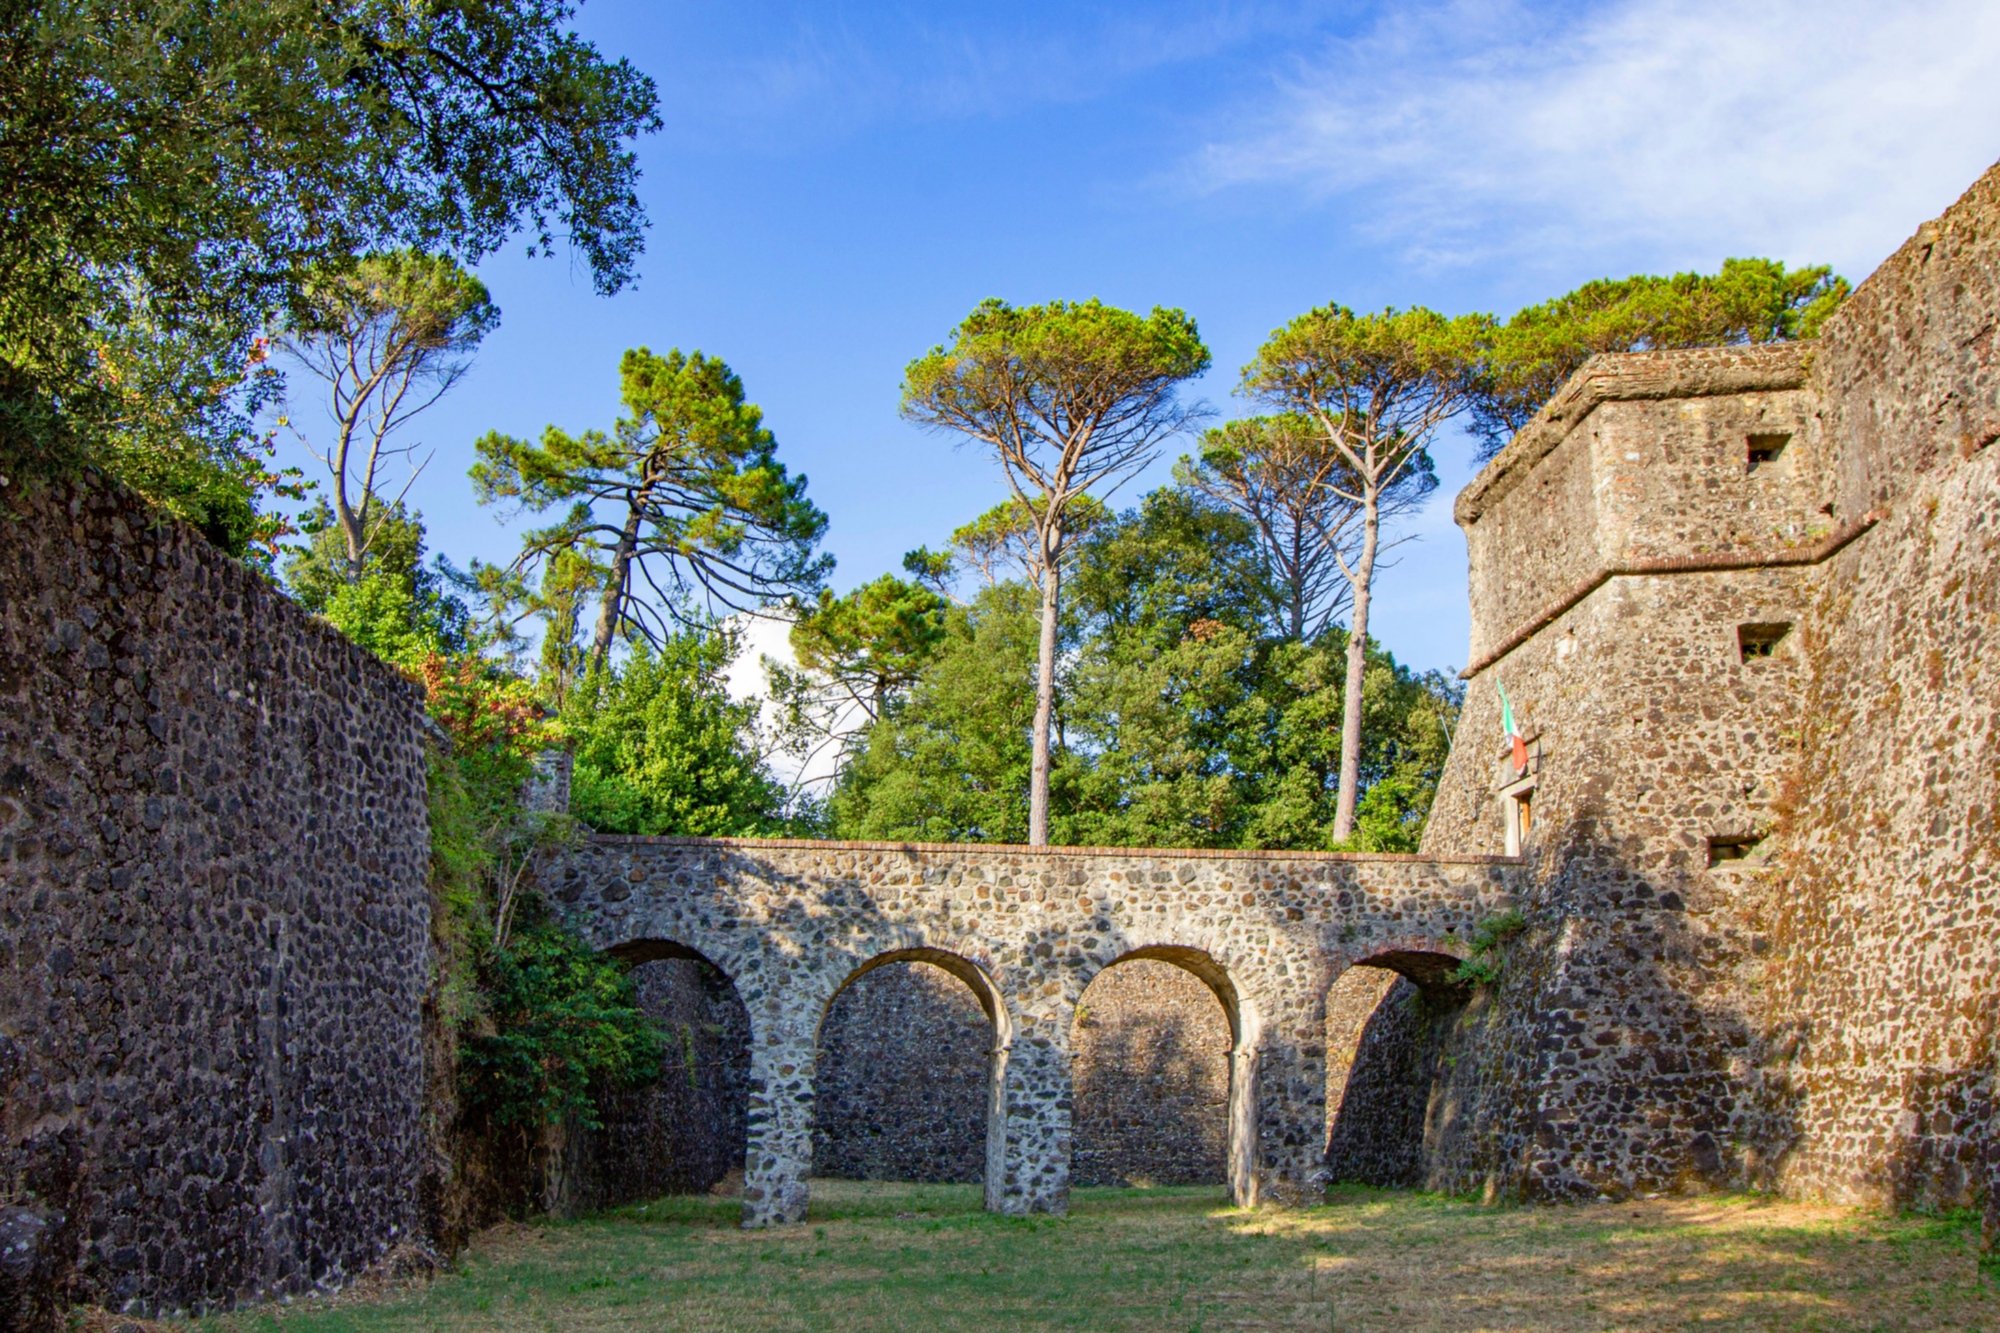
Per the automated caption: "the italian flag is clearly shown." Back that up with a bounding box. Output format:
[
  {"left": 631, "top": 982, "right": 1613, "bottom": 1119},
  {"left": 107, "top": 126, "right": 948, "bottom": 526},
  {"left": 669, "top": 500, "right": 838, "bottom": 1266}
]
[{"left": 1497, "top": 677, "right": 1528, "bottom": 773}]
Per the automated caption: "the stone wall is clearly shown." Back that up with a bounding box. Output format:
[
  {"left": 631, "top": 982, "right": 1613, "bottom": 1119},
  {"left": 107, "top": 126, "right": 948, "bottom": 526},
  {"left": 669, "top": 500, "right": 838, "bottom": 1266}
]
[
  {"left": 565, "top": 958, "right": 751, "bottom": 1210},
  {"left": 0, "top": 475, "right": 432, "bottom": 1321},
  {"left": 554, "top": 836, "right": 1517, "bottom": 1223},
  {"left": 815, "top": 962, "right": 990, "bottom": 1182},
  {"left": 1072, "top": 959, "right": 1231, "bottom": 1187},
  {"left": 1421, "top": 158, "right": 2000, "bottom": 1218},
  {"left": 1755, "top": 162, "right": 1999, "bottom": 1221}
]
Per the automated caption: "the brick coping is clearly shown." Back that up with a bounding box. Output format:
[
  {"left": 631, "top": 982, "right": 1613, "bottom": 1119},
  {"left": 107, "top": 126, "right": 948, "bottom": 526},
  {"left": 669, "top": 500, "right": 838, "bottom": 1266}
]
[{"left": 583, "top": 834, "right": 1519, "bottom": 866}]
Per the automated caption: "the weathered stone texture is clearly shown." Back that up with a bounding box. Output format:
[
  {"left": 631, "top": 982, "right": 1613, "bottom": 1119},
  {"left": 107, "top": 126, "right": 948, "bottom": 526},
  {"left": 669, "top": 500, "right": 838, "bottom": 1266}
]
[
  {"left": 1756, "top": 160, "right": 2000, "bottom": 1219},
  {"left": 0, "top": 475, "right": 432, "bottom": 1319},
  {"left": 567, "top": 957, "right": 751, "bottom": 1209},
  {"left": 1071, "top": 959, "right": 1230, "bottom": 1187},
  {"left": 1423, "top": 159, "right": 2000, "bottom": 1219},
  {"left": 815, "top": 962, "right": 990, "bottom": 1183},
  {"left": 550, "top": 837, "right": 1518, "bottom": 1224},
  {"left": 1325, "top": 976, "right": 1461, "bottom": 1187}
]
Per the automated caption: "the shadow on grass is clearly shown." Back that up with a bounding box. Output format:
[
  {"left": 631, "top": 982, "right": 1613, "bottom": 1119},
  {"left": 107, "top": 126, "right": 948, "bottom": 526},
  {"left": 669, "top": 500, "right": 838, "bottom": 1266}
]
[{"left": 197, "top": 1183, "right": 1994, "bottom": 1333}]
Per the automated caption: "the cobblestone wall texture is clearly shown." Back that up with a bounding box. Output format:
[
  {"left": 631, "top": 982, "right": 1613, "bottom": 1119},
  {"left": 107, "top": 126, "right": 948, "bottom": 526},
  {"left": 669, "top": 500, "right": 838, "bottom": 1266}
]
[
  {"left": 1071, "top": 959, "right": 1230, "bottom": 1187},
  {"left": 552, "top": 837, "right": 1516, "bottom": 1224},
  {"left": 1422, "top": 159, "right": 2000, "bottom": 1222},
  {"left": 814, "top": 962, "right": 991, "bottom": 1182},
  {"left": 0, "top": 475, "right": 432, "bottom": 1322},
  {"left": 565, "top": 958, "right": 751, "bottom": 1209}
]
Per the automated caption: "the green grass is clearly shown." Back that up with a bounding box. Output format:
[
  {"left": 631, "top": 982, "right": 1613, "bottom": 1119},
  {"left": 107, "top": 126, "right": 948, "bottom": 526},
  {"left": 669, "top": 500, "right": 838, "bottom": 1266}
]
[{"left": 196, "top": 1182, "right": 1995, "bottom": 1332}]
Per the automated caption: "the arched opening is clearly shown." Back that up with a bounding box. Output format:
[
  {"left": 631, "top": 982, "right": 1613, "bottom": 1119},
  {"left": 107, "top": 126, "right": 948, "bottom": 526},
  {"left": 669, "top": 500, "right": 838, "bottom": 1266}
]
[
  {"left": 1070, "top": 947, "right": 1244, "bottom": 1194},
  {"left": 812, "top": 949, "right": 1011, "bottom": 1198},
  {"left": 594, "top": 940, "right": 752, "bottom": 1201},
  {"left": 1323, "top": 949, "right": 1470, "bottom": 1189}
]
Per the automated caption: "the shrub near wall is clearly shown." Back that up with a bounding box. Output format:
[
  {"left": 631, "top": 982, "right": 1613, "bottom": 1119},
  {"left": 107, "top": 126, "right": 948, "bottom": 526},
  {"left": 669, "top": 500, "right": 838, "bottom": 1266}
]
[{"left": 0, "top": 474, "right": 432, "bottom": 1322}]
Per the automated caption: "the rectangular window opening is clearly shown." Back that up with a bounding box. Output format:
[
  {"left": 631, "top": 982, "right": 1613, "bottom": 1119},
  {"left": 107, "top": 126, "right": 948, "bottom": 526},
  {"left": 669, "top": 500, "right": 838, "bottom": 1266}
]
[
  {"left": 1505, "top": 789, "right": 1534, "bottom": 857},
  {"left": 1747, "top": 432, "right": 1791, "bottom": 472},
  {"left": 1738, "top": 622, "right": 1792, "bottom": 661},
  {"left": 1708, "top": 836, "right": 1760, "bottom": 867}
]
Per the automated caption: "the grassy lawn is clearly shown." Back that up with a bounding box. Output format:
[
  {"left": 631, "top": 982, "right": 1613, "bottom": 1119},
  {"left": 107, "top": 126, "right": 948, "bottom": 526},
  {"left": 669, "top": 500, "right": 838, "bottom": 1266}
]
[{"left": 194, "top": 1181, "right": 1994, "bottom": 1333}]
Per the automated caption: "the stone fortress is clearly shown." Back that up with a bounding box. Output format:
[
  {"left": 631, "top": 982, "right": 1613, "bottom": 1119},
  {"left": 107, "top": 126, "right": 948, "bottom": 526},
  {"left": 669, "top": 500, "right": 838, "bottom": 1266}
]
[{"left": 1, "top": 161, "right": 1995, "bottom": 1318}]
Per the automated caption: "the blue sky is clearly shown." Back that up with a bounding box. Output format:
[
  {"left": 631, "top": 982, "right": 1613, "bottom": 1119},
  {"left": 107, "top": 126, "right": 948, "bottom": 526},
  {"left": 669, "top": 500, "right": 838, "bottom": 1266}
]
[{"left": 277, "top": 0, "right": 2000, "bottom": 676}]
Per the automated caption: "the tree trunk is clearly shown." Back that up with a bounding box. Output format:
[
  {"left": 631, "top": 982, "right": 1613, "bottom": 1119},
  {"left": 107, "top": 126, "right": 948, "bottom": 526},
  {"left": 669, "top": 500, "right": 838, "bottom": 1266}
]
[
  {"left": 1331, "top": 490, "right": 1380, "bottom": 842},
  {"left": 590, "top": 499, "right": 644, "bottom": 673},
  {"left": 335, "top": 486, "right": 366, "bottom": 583},
  {"left": 1028, "top": 536, "right": 1063, "bottom": 846}
]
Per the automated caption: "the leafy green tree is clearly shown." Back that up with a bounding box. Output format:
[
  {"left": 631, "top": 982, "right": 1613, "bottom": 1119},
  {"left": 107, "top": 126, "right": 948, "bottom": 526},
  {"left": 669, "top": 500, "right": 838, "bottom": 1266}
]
[
  {"left": 562, "top": 631, "right": 790, "bottom": 837},
  {"left": 472, "top": 348, "right": 831, "bottom": 673},
  {"left": 830, "top": 582, "right": 1045, "bottom": 844},
  {"left": 277, "top": 251, "right": 499, "bottom": 581},
  {"left": 768, "top": 575, "right": 951, "bottom": 778},
  {"left": 459, "top": 904, "right": 664, "bottom": 1131},
  {"left": 1, "top": 0, "right": 659, "bottom": 528},
  {"left": 287, "top": 497, "right": 473, "bottom": 658},
  {"left": 946, "top": 494, "right": 1113, "bottom": 591},
  {"left": 1176, "top": 414, "right": 1361, "bottom": 642},
  {"left": 902, "top": 299, "right": 1210, "bottom": 844},
  {"left": 829, "top": 489, "right": 1460, "bottom": 853},
  {"left": 1471, "top": 259, "right": 1849, "bottom": 458},
  {"left": 1243, "top": 305, "right": 1487, "bottom": 841}
]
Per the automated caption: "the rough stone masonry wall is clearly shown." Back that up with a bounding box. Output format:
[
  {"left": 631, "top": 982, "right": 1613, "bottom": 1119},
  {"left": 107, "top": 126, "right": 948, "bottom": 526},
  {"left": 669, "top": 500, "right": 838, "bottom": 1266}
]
[
  {"left": 0, "top": 475, "right": 432, "bottom": 1323},
  {"left": 815, "top": 962, "right": 991, "bottom": 1182},
  {"left": 1071, "top": 959, "right": 1230, "bottom": 1187},
  {"left": 1420, "top": 158, "right": 2000, "bottom": 1218},
  {"left": 1758, "top": 160, "right": 2000, "bottom": 1223},
  {"left": 1425, "top": 354, "right": 1824, "bottom": 1201}
]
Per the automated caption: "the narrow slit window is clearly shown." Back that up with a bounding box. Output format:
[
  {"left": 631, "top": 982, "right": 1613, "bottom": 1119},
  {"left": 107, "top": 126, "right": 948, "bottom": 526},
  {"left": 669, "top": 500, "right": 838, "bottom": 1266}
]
[
  {"left": 1747, "top": 432, "right": 1791, "bottom": 472},
  {"left": 1738, "top": 622, "right": 1791, "bottom": 661},
  {"left": 1708, "top": 836, "right": 1759, "bottom": 867}
]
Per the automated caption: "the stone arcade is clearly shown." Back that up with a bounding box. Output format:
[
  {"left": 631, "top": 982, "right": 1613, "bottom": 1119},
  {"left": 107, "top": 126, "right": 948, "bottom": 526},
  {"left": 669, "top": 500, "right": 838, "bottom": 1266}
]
[
  {"left": 3, "top": 160, "right": 1997, "bottom": 1317},
  {"left": 553, "top": 837, "right": 1517, "bottom": 1226}
]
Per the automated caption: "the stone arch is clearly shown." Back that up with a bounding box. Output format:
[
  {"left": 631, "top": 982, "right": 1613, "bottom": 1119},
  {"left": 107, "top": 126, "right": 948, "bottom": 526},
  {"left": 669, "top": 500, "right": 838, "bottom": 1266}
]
[
  {"left": 596, "top": 939, "right": 753, "bottom": 1199},
  {"left": 1071, "top": 945, "right": 1263, "bottom": 1207},
  {"left": 813, "top": 948, "right": 1015, "bottom": 1210},
  {"left": 1323, "top": 944, "right": 1469, "bottom": 1189}
]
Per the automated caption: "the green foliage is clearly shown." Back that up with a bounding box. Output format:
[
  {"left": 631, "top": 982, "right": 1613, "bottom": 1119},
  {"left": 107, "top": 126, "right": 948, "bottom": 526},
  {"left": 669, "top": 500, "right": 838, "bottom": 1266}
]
[
  {"left": 562, "top": 632, "right": 792, "bottom": 837},
  {"left": 1452, "top": 910, "right": 1528, "bottom": 987},
  {"left": 1242, "top": 304, "right": 1494, "bottom": 444},
  {"left": 948, "top": 495, "right": 1113, "bottom": 588},
  {"left": 458, "top": 904, "right": 663, "bottom": 1131},
  {"left": 789, "top": 574, "right": 951, "bottom": 716},
  {"left": 472, "top": 347, "right": 831, "bottom": 665},
  {"left": 1470, "top": 259, "right": 1850, "bottom": 458},
  {"left": 1176, "top": 414, "right": 1362, "bottom": 642},
  {"left": 830, "top": 582, "right": 1043, "bottom": 844},
  {"left": 901, "top": 299, "right": 1211, "bottom": 443},
  {"left": 1, "top": 0, "right": 658, "bottom": 532},
  {"left": 292, "top": 500, "right": 472, "bottom": 661},
  {"left": 829, "top": 490, "right": 1462, "bottom": 851}
]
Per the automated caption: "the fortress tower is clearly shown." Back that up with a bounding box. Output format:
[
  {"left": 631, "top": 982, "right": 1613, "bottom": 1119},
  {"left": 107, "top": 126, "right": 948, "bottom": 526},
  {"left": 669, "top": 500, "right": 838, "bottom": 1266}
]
[{"left": 1422, "top": 164, "right": 2000, "bottom": 1218}]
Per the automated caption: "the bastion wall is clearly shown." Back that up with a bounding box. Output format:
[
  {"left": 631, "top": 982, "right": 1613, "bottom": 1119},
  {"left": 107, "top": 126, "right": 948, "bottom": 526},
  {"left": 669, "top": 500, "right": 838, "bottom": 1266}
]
[
  {"left": 0, "top": 475, "right": 434, "bottom": 1322},
  {"left": 1422, "top": 160, "right": 2000, "bottom": 1223}
]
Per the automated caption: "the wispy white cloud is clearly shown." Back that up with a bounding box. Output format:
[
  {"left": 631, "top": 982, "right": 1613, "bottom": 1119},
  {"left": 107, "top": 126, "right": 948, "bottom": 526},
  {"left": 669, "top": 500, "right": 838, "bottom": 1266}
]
[
  {"left": 1191, "top": 0, "right": 2000, "bottom": 275},
  {"left": 653, "top": 2, "right": 1338, "bottom": 147}
]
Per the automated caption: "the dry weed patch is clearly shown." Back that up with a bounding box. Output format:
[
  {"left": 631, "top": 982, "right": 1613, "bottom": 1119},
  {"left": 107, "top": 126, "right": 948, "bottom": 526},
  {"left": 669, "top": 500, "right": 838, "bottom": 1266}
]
[{"left": 196, "top": 1182, "right": 1992, "bottom": 1332}]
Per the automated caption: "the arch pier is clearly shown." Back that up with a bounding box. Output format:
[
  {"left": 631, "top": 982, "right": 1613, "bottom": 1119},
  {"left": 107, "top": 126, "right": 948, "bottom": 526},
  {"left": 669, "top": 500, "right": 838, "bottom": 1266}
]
[{"left": 549, "top": 837, "right": 1519, "bottom": 1227}]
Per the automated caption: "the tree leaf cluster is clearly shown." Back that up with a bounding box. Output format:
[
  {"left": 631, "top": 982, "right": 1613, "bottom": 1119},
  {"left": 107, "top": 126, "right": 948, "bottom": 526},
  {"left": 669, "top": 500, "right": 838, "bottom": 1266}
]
[
  {"left": 472, "top": 347, "right": 832, "bottom": 670},
  {"left": 829, "top": 488, "right": 1461, "bottom": 852},
  {"left": 561, "top": 632, "right": 797, "bottom": 839},
  {"left": 1467, "top": 258, "right": 1851, "bottom": 459},
  {"left": 1, "top": 0, "right": 658, "bottom": 544}
]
